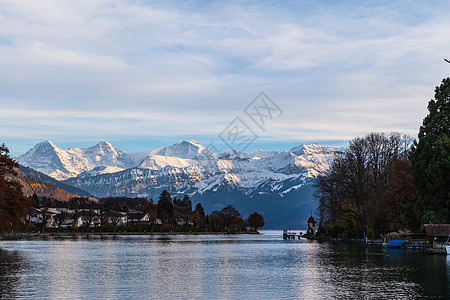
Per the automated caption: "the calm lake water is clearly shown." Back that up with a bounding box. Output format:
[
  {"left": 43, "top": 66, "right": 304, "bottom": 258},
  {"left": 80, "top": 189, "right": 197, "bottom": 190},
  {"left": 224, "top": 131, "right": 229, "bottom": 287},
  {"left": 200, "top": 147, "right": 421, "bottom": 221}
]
[{"left": 0, "top": 231, "right": 449, "bottom": 299}]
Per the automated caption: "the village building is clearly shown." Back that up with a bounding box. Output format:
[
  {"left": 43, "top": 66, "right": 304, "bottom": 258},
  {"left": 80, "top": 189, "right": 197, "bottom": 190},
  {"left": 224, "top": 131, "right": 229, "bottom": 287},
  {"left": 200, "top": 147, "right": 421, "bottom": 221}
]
[
  {"left": 424, "top": 224, "right": 450, "bottom": 242},
  {"left": 127, "top": 211, "right": 150, "bottom": 225},
  {"left": 42, "top": 202, "right": 73, "bottom": 215},
  {"left": 103, "top": 210, "right": 128, "bottom": 226},
  {"left": 56, "top": 215, "right": 83, "bottom": 228},
  {"left": 26, "top": 207, "right": 56, "bottom": 228}
]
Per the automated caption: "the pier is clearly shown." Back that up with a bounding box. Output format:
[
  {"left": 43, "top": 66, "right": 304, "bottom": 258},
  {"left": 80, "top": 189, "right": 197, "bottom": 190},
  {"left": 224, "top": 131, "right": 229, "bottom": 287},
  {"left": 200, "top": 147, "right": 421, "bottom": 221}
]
[{"left": 283, "top": 230, "right": 302, "bottom": 240}]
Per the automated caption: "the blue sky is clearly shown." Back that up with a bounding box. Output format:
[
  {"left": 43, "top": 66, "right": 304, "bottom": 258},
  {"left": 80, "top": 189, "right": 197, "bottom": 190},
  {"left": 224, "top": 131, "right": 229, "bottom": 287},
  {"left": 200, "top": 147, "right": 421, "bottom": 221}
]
[{"left": 1, "top": 0, "right": 450, "bottom": 155}]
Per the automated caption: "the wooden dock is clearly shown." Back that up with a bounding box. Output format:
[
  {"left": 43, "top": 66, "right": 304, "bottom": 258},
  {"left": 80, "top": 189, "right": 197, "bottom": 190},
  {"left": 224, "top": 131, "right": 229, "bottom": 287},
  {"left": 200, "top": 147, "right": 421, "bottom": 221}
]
[{"left": 283, "top": 230, "right": 302, "bottom": 240}]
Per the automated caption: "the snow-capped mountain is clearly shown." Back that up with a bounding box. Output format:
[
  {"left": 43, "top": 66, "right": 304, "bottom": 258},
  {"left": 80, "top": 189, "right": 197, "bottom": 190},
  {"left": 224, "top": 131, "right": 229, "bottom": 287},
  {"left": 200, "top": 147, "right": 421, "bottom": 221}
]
[
  {"left": 18, "top": 140, "right": 337, "bottom": 228},
  {"left": 17, "top": 140, "right": 135, "bottom": 180}
]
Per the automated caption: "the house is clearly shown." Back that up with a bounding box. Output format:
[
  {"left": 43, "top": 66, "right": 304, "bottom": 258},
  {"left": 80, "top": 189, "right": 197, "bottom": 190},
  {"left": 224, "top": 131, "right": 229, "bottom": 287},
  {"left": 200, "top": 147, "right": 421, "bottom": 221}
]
[
  {"left": 127, "top": 211, "right": 150, "bottom": 225},
  {"left": 424, "top": 224, "right": 450, "bottom": 242},
  {"left": 176, "top": 219, "right": 191, "bottom": 226},
  {"left": 26, "top": 207, "right": 44, "bottom": 224},
  {"left": 41, "top": 202, "right": 73, "bottom": 215},
  {"left": 26, "top": 207, "right": 56, "bottom": 228},
  {"left": 173, "top": 207, "right": 193, "bottom": 226},
  {"left": 79, "top": 211, "right": 101, "bottom": 227},
  {"left": 76, "top": 203, "right": 102, "bottom": 215},
  {"left": 103, "top": 210, "right": 128, "bottom": 226},
  {"left": 59, "top": 215, "right": 83, "bottom": 228},
  {"left": 53, "top": 213, "right": 83, "bottom": 228}
]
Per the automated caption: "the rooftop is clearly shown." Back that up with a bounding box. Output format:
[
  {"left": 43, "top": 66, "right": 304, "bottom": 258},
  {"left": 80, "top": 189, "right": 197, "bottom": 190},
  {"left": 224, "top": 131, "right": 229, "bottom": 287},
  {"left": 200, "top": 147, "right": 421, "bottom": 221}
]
[{"left": 424, "top": 224, "right": 450, "bottom": 237}]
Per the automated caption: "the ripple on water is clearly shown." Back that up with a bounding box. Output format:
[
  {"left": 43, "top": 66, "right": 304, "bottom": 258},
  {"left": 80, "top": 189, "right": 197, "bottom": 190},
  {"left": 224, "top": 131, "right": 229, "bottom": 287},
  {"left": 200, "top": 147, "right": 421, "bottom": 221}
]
[{"left": 0, "top": 233, "right": 448, "bottom": 299}]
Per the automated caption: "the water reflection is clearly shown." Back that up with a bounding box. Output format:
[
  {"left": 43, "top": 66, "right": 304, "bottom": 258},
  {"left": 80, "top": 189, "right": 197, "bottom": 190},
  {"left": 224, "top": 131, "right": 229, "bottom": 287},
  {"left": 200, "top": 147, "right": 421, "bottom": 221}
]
[
  {"left": 0, "top": 234, "right": 449, "bottom": 299},
  {"left": 0, "top": 248, "right": 25, "bottom": 299}
]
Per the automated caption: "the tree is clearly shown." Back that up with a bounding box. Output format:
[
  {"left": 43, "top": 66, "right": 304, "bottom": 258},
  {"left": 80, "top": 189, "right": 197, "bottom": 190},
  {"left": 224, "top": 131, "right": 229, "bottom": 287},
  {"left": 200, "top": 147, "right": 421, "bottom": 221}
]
[
  {"left": 248, "top": 212, "right": 265, "bottom": 232},
  {"left": 411, "top": 77, "right": 450, "bottom": 223},
  {"left": 109, "top": 211, "right": 122, "bottom": 232},
  {"left": 316, "top": 133, "right": 413, "bottom": 238},
  {"left": 179, "top": 194, "right": 192, "bottom": 209},
  {"left": 192, "top": 211, "right": 201, "bottom": 232},
  {"left": 83, "top": 210, "right": 97, "bottom": 232},
  {"left": 40, "top": 208, "right": 52, "bottom": 233},
  {"left": 54, "top": 211, "right": 68, "bottom": 232},
  {"left": 99, "top": 210, "right": 108, "bottom": 232},
  {"left": 365, "top": 159, "right": 417, "bottom": 235},
  {"left": 0, "top": 143, "right": 32, "bottom": 233},
  {"left": 145, "top": 202, "right": 158, "bottom": 232},
  {"left": 71, "top": 210, "right": 80, "bottom": 231},
  {"left": 220, "top": 205, "right": 242, "bottom": 232},
  {"left": 195, "top": 203, "right": 205, "bottom": 218},
  {"left": 210, "top": 210, "right": 223, "bottom": 231},
  {"left": 31, "top": 192, "right": 39, "bottom": 207},
  {"left": 157, "top": 190, "right": 174, "bottom": 225}
]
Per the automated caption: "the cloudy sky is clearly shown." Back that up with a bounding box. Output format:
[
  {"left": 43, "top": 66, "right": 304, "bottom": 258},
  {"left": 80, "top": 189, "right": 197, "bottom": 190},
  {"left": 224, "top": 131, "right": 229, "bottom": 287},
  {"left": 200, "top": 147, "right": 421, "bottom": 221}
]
[{"left": 1, "top": 0, "right": 450, "bottom": 155}]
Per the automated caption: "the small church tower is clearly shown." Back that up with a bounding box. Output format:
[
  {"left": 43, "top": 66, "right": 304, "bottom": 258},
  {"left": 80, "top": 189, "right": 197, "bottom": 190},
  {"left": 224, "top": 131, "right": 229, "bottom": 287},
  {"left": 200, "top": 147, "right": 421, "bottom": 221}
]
[{"left": 307, "top": 215, "right": 316, "bottom": 235}]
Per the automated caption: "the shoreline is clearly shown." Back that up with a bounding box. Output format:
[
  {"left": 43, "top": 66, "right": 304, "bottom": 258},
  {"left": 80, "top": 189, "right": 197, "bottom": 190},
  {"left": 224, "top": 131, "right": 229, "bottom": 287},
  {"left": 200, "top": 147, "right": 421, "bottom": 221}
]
[{"left": 0, "top": 231, "right": 259, "bottom": 240}]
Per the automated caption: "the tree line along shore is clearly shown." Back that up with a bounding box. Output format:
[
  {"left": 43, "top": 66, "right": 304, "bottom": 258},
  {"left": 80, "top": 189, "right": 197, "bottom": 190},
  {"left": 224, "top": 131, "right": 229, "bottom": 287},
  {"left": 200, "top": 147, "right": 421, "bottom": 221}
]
[{"left": 315, "top": 78, "right": 449, "bottom": 240}]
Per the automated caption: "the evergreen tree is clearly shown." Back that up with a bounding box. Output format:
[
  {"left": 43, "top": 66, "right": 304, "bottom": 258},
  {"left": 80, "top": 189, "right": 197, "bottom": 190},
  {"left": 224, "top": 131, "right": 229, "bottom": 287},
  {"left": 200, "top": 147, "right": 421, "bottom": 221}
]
[
  {"left": 195, "top": 203, "right": 205, "bottom": 218},
  {"left": 31, "top": 192, "right": 39, "bottom": 207},
  {"left": 411, "top": 78, "right": 450, "bottom": 223},
  {"left": 179, "top": 194, "right": 192, "bottom": 209},
  {"left": 157, "top": 190, "right": 174, "bottom": 224}
]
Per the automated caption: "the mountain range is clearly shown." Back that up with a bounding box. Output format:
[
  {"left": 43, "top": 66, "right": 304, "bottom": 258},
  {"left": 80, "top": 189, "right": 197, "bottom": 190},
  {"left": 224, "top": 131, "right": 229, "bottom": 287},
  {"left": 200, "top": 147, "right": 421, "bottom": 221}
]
[{"left": 17, "top": 140, "right": 337, "bottom": 228}]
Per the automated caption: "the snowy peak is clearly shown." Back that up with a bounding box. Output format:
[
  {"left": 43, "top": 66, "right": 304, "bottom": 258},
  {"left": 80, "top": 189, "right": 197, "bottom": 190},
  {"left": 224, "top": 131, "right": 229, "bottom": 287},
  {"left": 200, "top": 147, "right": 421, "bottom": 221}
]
[
  {"left": 289, "top": 143, "right": 335, "bottom": 156},
  {"left": 31, "top": 140, "right": 59, "bottom": 153},
  {"left": 18, "top": 140, "right": 337, "bottom": 183},
  {"left": 83, "top": 141, "right": 132, "bottom": 167},
  {"left": 289, "top": 144, "right": 337, "bottom": 177},
  {"left": 151, "top": 140, "right": 213, "bottom": 160},
  {"left": 43, "top": 140, "right": 58, "bottom": 148},
  {"left": 17, "top": 141, "right": 64, "bottom": 174},
  {"left": 18, "top": 140, "right": 134, "bottom": 180},
  {"left": 87, "top": 140, "right": 116, "bottom": 154},
  {"left": 138, "top": 155, "right": 197, "bottom": 170}
]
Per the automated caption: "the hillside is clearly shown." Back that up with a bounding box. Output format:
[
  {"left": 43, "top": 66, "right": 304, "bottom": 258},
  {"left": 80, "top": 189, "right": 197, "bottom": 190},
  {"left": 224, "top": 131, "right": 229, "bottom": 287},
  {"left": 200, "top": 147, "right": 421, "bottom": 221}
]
[
  {"left": 18, "top": 165, "right": 94, "bottom": 198},
  {"left": 8, "top": 168, "right": 95, "bottom": 202}
]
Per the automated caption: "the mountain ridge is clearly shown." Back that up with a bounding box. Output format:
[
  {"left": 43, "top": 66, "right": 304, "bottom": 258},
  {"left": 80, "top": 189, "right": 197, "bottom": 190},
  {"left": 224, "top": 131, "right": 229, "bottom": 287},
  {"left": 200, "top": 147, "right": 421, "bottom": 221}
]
[{"left": 18, "top": 140, "right": 337, "bottom": 228}]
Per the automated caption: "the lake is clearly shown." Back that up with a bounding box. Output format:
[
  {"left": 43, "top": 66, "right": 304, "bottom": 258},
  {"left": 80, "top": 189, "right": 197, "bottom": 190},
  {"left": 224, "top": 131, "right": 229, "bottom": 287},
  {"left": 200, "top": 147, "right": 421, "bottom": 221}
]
[{"left": 0, "top": 231, "right": 449, "bottom": 299}]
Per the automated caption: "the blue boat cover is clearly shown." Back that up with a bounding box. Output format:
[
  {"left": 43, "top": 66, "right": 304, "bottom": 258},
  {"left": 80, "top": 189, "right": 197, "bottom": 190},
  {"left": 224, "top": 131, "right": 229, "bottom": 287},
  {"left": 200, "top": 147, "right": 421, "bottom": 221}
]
[
  {"left": 386, "top": 240, "right": 405, "bottom": 248},
  {"left": 386, "top": 240, "right": 419, "bottom": 248}
]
